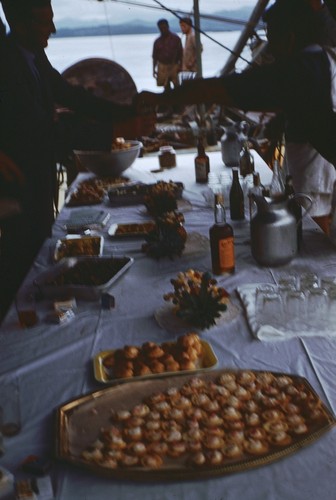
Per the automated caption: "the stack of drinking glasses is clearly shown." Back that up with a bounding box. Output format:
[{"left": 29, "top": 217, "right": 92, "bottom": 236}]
[{"left": 255, "top": 272, "right": 336, "bottom": 332}]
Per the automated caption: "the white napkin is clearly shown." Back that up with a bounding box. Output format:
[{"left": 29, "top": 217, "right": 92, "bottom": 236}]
[{"left": 236, "top": 283, "right": 336, "bottom": 341}]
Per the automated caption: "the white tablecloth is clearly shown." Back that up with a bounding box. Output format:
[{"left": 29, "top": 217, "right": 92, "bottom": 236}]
[{"left": 1, "top": 150, "right": 335, "bottom": 500}]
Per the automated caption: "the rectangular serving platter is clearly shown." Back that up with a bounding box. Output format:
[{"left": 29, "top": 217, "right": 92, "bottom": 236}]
[
  {"left": 54, "top": 235, "right": 104, "bottom": 262},
  {"left": 93, "top": 339, "right": 218, "bottom": 384},
  {"left": 56, "top": 369, "right": 336, "bottom": 482},
  {"left": 63, "top": 209, "right": 111, "bottom": 233},
  {"left": 34, "top": 255, "right": 133, "bottom": 300},
  {"left": 108, "top": 221, "right": 156, "bottom": 238},
  {"left": 108, "top": 181, "right": 184, "bottom": 207}
]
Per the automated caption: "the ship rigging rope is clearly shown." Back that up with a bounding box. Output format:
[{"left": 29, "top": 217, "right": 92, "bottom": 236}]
[{"left": 107, "top": 0, "right": 263, "bottom": 66}]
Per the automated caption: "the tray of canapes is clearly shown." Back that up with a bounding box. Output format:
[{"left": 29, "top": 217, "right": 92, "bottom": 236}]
[
  {"left": 34, "top": 255, "right": 133, "bottom": 300},
  {"left": 108, "top": 221, "right": 157, "bottom": 238},
  {"left": 66, "top": 176, "right": 132, "bottom": 206},
  {"left": 108, "top": 180, "right": 184, "bottom": 207},
  {"left": 56, "top": 368, "right": 335, "bottom": 481},
  {"left": 94, "top": 333, "right": 217, "bottom": 383},
  {"left": 54, "top": 235, "right": 104, "bottom": 261}
]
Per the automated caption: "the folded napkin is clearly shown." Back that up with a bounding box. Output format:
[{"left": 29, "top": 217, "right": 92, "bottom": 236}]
[{"left": 236, "top": 283, "right": 336, "bottom": 341}]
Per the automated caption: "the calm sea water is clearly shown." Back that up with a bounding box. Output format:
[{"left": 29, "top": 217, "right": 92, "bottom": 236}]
[{"left": 46, "top": 31, "right": 250, "bottom": 92}]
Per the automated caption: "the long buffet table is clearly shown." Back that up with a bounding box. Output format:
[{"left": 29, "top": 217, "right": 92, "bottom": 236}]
[{"left": 1, "top": 150, "right": 336, "bottom": 499}]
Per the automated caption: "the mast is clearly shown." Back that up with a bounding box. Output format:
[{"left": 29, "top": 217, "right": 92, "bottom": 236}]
[
  {"left": 220, "top": 0, "right": 270, "bottom": 75},
  {"left": 193, "top": 0, "right": 203, "bottom": 78}
]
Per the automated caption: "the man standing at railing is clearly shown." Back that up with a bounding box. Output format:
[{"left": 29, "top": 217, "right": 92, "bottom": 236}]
[{"left": 152, "top": 19, "right": 183, "bottom": 92}]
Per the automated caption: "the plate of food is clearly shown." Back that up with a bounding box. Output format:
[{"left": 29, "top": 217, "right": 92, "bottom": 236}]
[
  {"left": 93, "top": 332, "right": 218, "bottom": 384},
  {"left": 34, "top": 255, "right": 133, "bottom": 300},
  {"left": 66, "top": 176, "right": 132, "bottom": 207},
  {"left": 56, "top": 368, "right": 335, "bottom": 481},
  {"left": 108, "top": 181, "right": 184, "bottom": 208},
  {"left": 108, "top": 221, "right": 157, "bottom": 238},
  {"left": 54, "top": 235, "right": 104, "bottom": 262}
]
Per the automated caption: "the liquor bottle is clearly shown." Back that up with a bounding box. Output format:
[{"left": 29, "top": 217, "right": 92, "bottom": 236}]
[
  {"left": 209, "top": 193, "right": 235, "bottom": 274},
  {"left": 194, "top": 136, "right": 210, "bottom": 183},
  {"left": 239, "top": 140, "right": 255, "bottom": 178},
  {"left": 248, "top": 172, "right": 263, "bottom": 220},
  {"left": 269, "top": 160, "right": 285, "bottom": 198},
  {"left": 285, "top": 174, "right": 302, "bottom": 249},
  {"left": 229, "top": 167, "right": 245, "bottom": 220}
]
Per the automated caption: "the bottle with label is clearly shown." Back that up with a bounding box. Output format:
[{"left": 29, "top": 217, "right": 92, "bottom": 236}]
[
  {"left": 194, "top": 136, "right": 210, "bottom": 183},
  {"left": 229, "top": 167, "right": 245, "bottom": 220},
  {"left": 285, "top": 174, "right": 302, "bottom": 249},
  {"left": 209, "top": 193, "right": 235, "bottom": 274},
  {"left": 239, "top": 140, "right": 255, "bottom": 178}
]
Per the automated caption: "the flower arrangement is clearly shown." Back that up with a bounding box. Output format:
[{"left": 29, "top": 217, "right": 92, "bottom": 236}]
[
  {"left": 142, "top": 211, "right": 187, "bottom": 259},
  {"left": 163, "top": 269, "right": 229, "bottom": 329},
  {"left": 143, "top": 180, "right": 181, "bottom": 216}
]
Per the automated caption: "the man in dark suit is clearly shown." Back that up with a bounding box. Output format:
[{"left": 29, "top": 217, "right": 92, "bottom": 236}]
[{"left": 0, "top": 0, "right": 154, "bottom": 321}]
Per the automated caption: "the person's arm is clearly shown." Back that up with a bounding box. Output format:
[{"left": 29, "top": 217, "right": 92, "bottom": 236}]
[{"left": 137, "top": 77, "right": 235, "bottom": 110}]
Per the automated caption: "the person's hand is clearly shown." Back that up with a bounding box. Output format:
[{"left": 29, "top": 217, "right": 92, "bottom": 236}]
[
  {"left": 113, "top": 113, "right": 156, "bottom": 139},
  {"left": 0, "top": 151, "right": 24, "bottom": 185},
  {"left": 134, "top": 91, "right": 162, "bottom": 114}
]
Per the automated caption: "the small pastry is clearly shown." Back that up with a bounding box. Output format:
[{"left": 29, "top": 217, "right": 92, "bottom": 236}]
[
  {"left": 133, "top": 362, "right": 152, "bottom": 377},
  {"left": 141, "top": 453, "right": 163, "bottom": 468},
  {"left": 132, "top": 404, "right": 150, "bottom": 418},
  {"left": 124, "top": 416, "right": 144, "bottom": 428},
  {"left": 190, "top": 451, "right": 206, "bottom": 467},
  {"left": 100, "top": 456, "right": 118, "bottom": 469},
  {"left": 145, "top": 420, "right": 161, "bottom": 431},
  {"left": 245, "top": 427, "right": 266, "bottom": 440},
  {"left": 179, "top": 359, "right": 197, "bottom": 371},
  {"left": 111, "top": 409, "right": 131, "bottom": 422},
  {"left": 123, "top": 426, "right": 143, "bottom": 441},
  {"left": 146, "top": 392, "right": 166, "bottom": 406},
  {"left": 263, "top": 420, "right": 288, "bottom": 434},
  {"left": 120, "top": 454, "right": 139, "bottom": 467},
  {"left": 147, "top": 441, "right": 168, "bottom": 455},
  {"left": 290, "top": 422, "right": 309, "bottom": 435},
  {"left": 144, "top": 430, "right": 162, "bottom": 443},
  {"left": 262, "top": 409, "right": 284, "bottom": 421},
  {"left": 149, "top": 359, "right": 165, "bottom": 373},
  {"left": 164, "top": 429, "right": 183, "bottom": 443},
  {"left": 222, "top": 442, "right": 243, "bottom": 459},
  {"left": 245, "top": 412, "right": 260, "bottom": 427},
  {"left": 203, "top": 413, "right": 223, "bottom": 428},
  {"left": 205, "top": 449, "right": 223, "bottom": 466},
  {"left": 172, "top": 396, "right": 192, "bottom": 410},
  {"left": 268, "top": 431, "right": 292, "bottom": 446},
  {"left": 227, "top": 430, "right": 245, "bottom": 444},
  {"left": 126, "top": 442, "right": 147, "bottom": 456},
  {"left": 237, "top": 371, "right": 256, "bottom": 386},
  {"left": 222, "top": 406, "right": 242, "bottom": 421},
  {"left": 244, "top": 438, "right": 269, "bottom": 455},
  {"left": 275, "top": 375, "right": 293, "bottom": 388},
  {"left": 203, "top": 435, "right": 225, "bottom": 450},
  {"left": 123, "top": 345, "right": 140, "bottom": 360},
  {"left": 244, "top": 400, "right": 259, "bottom": 413},
  {"left": 167, "top": 441, "right": 187, "bottom": 457},
  {"left": 203, "top": 400, "right": 220, "bottom": 413}
]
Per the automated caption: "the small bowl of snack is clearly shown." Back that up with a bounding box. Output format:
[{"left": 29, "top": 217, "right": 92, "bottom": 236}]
[{"left": 74, "top": 139, "right": 142, "bottom": 177}]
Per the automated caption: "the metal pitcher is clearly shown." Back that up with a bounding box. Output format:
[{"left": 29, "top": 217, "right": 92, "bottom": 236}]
[{"left": 250, "top": 193, "right": 312, "bottom": 267}]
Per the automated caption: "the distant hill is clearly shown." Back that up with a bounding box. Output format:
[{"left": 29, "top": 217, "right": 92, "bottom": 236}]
[{"left": 53, "top": 7, "right": 253, "bottom": 38}]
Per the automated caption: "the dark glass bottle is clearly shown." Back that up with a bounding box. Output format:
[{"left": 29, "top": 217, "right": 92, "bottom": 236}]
[
  {"left": 229, "top": 167, "right": 245, "bottom": 220},
  {"left": 209, "top": 193, "right": 235, "bottom": 274},
  {"left": 239, "top": 140, "right": 254, "bottom": 178},
  {"left": 194, "top": 137, "right": 210, "bottom": 183},
  {"left": 285, "top": 174, "right": 302, "bottom": 250}
]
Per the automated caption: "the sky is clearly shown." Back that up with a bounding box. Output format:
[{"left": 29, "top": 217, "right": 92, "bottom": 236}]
[{"left": 51, "top": 0, "right": 259, "bottom": 27}]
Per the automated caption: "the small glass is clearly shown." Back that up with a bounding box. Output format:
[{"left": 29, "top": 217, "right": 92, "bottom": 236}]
[
  {"left": 285, "top": 290, "right": 306, "bottom": 331},
  {"left": 306, "top": 287, "right": 328, "bottom": 330},
  {"left": 255, "top": 284, "right": 276, "bottom": 311},
  {"left": 261, "top": 292, "right": 283, "bottom": 327},
  {"left": 320, "top": 275, "right": 336, "bottom": 292},
  {"left": 278, "top": 275, "right": 298, "bottom": 290},
  {"left": 299, "top": 272, "right": 320, "bottom": 292},
  {"left": 0, "top": 380, "right": 21, "bottom": 437}
]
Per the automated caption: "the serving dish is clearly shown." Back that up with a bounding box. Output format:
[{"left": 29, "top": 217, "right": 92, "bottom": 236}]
[
  {"left": 93, "top": 339, "right": 218, "bottom": 384},
  {"left": 56, "top": 369, "right": 335, "bottom": 481},
  {"left": 108, "top": 181, "right": 184, "bottom": 207},
  {"left": 54, "top": 235, "right": 104, "bottom": 262},
  {"left": 34, "top": 255, "right": 133, "bottom": 300},
  {"left": 108, "top": 221, "right": 157, "bottom": 238},
  {"left": 63, "top": 209, "right": 110, "bottom": 233},
  {"left": 65, "top": 176, "right": 132, "bottom": 207}
]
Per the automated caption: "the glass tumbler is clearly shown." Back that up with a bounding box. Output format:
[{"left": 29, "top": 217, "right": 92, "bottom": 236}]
[
  {"left": 285, "top": 290, "right": 306, "bottom": 332},
  {"left": 306, "top": 287, "right": 328, "bottom": 330},
  {"left": 255, "top": 284, "right": 276, "bottom": 324},
  {"left": 261, "top": 292, "right": 283, "bottom": 327},
  {"left": 299, "top": 272, "right": 320, "bottom": 293}
]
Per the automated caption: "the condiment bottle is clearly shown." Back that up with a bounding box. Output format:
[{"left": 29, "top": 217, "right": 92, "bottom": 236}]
[
  {"left": 285, "top": 174, "right": 302, "bottom": 249},
  {"left": 239, "top": 140, "right": 254, "bottom": 178},
  {"left": 209, "top": 193, "right": 235, "bottom": 274},
  {"left": 158, "top": 145, "right": 176, "bottom": 169},
  {"left": 229, "top": 167, "right": 245, "bottom": 220},
  {"left": 194, "top": 136, "right": 210, "bottom": 183}
]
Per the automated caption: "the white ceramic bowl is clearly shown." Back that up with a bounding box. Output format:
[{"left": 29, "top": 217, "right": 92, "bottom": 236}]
[{"left": 73, "top": 140, "right": 142, "bottom": 177}]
